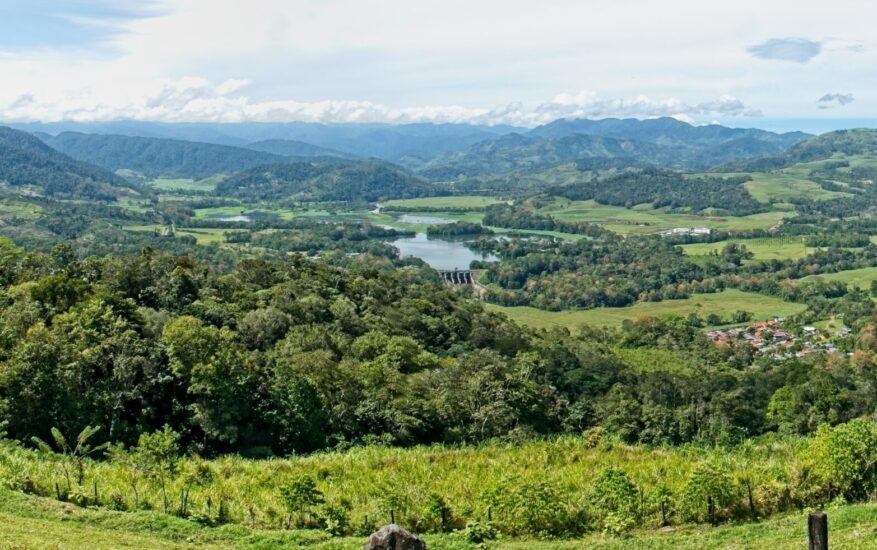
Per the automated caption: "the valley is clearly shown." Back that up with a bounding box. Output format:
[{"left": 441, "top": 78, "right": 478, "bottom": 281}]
[{"left": 3, "top": 118, "right": 877, "bottom": 548}]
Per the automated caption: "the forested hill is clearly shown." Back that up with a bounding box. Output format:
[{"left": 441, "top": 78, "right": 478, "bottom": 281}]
[
  {"left": 720, "top": 128, "right": 877, "bottom": 171},
  {"left": 417, "top": 133, "right": 670, "bottom": 179},
  {"left": 548, "top": 168, "right": 763, "bottom": 215},
  {"left": 215, "top": 159, "right": 435, "bottom": 201},
  {"left": 44, "top": 132, "right": 287, "bottom": 179},
  {"left": 0, "top": 126, "right": 134, "bottom": 201},
  {"left": 244, "top": 138, "right": 354, "bottom": 159}
]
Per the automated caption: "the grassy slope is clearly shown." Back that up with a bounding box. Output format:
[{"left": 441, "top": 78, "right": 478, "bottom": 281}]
[
  {"left": 802, "top": 266, "right": 877, "bottom": 289},
  {"left": 681, "top": 237, "right": 819, "bottom": 261},
  {"left": 2, "top": 489, "right": 876, "bottom": 550},
  {"left": 536, "top": 198, "right": 790, "bottom": 235},
  {"left": 488, "top": 290, "right": 807, "bottom": 330}
]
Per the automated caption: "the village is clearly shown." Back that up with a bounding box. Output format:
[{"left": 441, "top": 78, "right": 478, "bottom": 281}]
[{"left": 706, "top": 317, "right": 852, "bottom": 358}]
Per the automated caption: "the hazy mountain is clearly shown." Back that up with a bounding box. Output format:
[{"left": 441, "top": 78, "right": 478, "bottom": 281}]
[
  {"left": 418, "top": 117, "right": 813, "bottom": 178},
  {"left": 0, "top": 126, "right": 134, "bottom": 200},
  {"left": 216, "top": 159, "right": 433, "bottom": 202},
  {"left": 528, "top": 117, "right": 810, "bottom": 150},
  {"left": 43, "top": 133, "right": 287, "bottom": 179},
  {"left": 418, "top": 133, "right": 673, "bottom": 179},
  {"left": 11, "top": 121, "right": 523, "bottom": 164},
  {"left": 244, "top": 139, "right": 353, "bottom": 159}
]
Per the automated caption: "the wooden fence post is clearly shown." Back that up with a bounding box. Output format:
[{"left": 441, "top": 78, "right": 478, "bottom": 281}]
[{"left": 808, "top": 510, "right": 828, "bottom": 550}]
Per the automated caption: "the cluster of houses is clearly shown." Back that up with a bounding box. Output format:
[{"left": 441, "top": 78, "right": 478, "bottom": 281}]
[{"left": 706, "top": 318, "right": 851, "bottom": 358}]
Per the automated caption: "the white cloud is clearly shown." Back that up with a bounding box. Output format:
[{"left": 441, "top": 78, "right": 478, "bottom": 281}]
[
  {"left": 0, "top": 78, "right": 762, "bottom": 126},
  {"left": 0, "top": 0, "right": 876, "bottom": 124}
]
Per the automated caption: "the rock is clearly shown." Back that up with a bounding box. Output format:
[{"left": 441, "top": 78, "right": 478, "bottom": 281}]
[{"left": 364, "top": 524, "right": 427, "bottom": 550}]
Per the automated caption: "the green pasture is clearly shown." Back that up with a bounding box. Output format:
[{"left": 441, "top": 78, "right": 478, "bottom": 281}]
[
  {"left": 681, "top": 236, "right": 816, "bottom": 261},
  {"left": 537, "top": 198, "right": 791, "bottom": 234},
  {"left": 488, "top": 290, "right": 807, "bottom": 330},
  {"left": 801, "top": 266, "right": 877, "bottom": 290}
]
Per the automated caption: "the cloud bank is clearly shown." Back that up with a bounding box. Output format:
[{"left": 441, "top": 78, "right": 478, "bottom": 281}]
[{"left": 0, "top": 79, "right": 761, "bottom": 127}]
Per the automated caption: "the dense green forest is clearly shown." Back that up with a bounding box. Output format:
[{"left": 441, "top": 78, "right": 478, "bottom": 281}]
[{"left": 215, "top": 160, "right": 435, "bottom": 201}]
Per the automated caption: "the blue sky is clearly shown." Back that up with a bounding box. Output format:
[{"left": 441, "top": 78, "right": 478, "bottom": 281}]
[{"left": 0, "top": 0, "right": 874, "bottom": 131}]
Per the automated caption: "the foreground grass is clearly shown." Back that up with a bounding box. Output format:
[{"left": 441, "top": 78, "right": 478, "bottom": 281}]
[
  {"left": 2, "top": 488, "right": 876, "bottom": 549},
  {"left": 488, "top": 289, "right": 807, "bottom": 330}
]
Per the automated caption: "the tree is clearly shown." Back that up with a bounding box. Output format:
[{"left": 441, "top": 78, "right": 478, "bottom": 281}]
[
  {"left": 279, "top": 475, "right": 324, "bottom": 528},
  {"left": 134, "top": 425, "right": 180, "bottom": 512}
]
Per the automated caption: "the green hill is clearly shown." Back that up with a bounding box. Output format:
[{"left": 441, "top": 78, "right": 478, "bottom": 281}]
[
  {"left": 721, "top": 129, "right": 877, "bottom": 171},
  {"left": 0, "top": 126, "right": 134, "bottom": 200},
  {"left": 44, "top": 132, "right": 286, "bottom": 179},
  {"left": 216, "top": 159, "right": 435, "bottom": 201}
]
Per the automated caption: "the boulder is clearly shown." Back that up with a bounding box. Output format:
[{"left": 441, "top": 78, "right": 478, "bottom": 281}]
[{"left": 364, "top": 524, "right": 427, "bottom": 550}]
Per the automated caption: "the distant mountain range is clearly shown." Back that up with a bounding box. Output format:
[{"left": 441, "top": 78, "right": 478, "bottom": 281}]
[
  {"left": 12, "top": 117, "right": 814, "bottom": 177},
  {"left": 11, "top": 121, "right": 520, "bottom": 166}
]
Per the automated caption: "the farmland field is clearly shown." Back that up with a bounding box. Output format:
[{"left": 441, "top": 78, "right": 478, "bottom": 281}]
[
  {"left": 489, "top": 289, "right": 807, "bottom": 330},
  {"left": 681, "top": 236, "right": 815, "bottom": 260},
  {"left": 537, "top": 198, "right": 791, "bottom": 234},
  {"left": 741, "top": 172, "right": 851, "bottom": 203},
  {"left": 124, "top": 225, "right": 230, "bottom": 245}
]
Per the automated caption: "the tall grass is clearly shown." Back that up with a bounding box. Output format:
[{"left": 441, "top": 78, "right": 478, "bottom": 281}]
[{"left": 0, "top": 430, "right": 837, "bottom": 540}]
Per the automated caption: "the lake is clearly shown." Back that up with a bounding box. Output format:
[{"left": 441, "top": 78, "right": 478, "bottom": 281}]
[{"left": 391, "top": 233, "right": 497, "bottom": 270}]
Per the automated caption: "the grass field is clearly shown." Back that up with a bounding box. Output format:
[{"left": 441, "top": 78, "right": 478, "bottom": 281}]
[
  {"left": 681, "top": 236, "right": 816, "bottom": 261},
  {"left": 2, "top": 487, "right": 876, "bottom": 550},
  {"left": 148, "top": 176, "right": 223, "bottom": 192},
  {"left": 741, "top": 172, "right": 852, "bottom": 203},
  {"left": 802, "top": 266, "right": 877, "bottom": 289},
  {"left": 537, "top": 198, "right": 791, "bottom": 235},
  {"left": 382, "top": 196, "right": 507, "bottom": 209},
  {"left": 488, "top": 290, "right": 807, "bottom": 330}
]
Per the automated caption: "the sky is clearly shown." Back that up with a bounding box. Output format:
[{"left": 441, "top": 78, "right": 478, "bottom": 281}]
[{"left": 0, "top": 0, "right": 875, "bottom": 132}]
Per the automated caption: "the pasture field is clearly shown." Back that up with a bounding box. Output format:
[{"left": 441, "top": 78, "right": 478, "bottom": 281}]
[
  {"left": 801, "top": 266, "right": 877, "bottom": 289},
  {"left": 148, "top": 176, "right": 223, "bottom": 192},
  {"left": 681, "top": 236, "right": 814, "bottom": 260},
  {"left": 740, "top": 172, "right": 851, "bottom": 203},
  {"left": 537, "top": 198, "right": 791, "bottom": 234},
  {"left": 382, "top": 195, "right": 507, "bottom": 209},
  {"left": 489, "top": 290, "right": 807, "bottom": 330}
]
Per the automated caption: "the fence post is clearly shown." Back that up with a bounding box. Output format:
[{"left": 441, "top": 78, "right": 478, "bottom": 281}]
[{"left": 808, "top": 511, "right": 828, "bottom": 550}]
